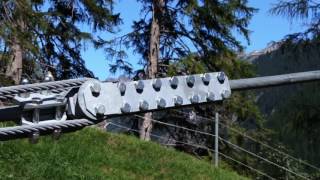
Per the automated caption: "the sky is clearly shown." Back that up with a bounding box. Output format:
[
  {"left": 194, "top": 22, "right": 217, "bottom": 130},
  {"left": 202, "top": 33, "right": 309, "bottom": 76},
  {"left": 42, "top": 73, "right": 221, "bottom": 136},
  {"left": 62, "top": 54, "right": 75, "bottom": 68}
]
[{"left": 82, "top": 0, "right": 306, "bottom": 80}]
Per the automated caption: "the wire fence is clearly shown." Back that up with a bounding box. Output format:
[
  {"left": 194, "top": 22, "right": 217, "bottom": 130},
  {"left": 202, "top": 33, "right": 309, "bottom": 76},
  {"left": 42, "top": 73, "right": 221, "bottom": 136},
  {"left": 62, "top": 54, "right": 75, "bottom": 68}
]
[
  {"left": 172, "top": 109, "right": 320, "bottom": 172},
  {"left": 108, "top": 121, "right": 276, "bottom": 180},
  {"left": 108, "top": 114, "right": 312, "bottom": 179}
]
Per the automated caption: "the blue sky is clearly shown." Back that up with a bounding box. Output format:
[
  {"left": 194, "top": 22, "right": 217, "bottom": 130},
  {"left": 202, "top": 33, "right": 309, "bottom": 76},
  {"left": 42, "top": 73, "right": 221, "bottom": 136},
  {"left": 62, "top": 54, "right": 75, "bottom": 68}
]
[{"left": 82, "top": 0, "right": 305, "bottom": 80}]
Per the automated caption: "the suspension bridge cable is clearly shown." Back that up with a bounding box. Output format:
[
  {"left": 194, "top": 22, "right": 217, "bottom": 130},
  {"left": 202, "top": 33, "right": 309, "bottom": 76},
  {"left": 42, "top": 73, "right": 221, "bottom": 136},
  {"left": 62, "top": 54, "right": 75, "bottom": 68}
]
[
  {"left": 108, "top": 122, "right": 276, "bottom": 180},
  {"left": 173, "top": 109, "right": 320, "bottom": 172}
]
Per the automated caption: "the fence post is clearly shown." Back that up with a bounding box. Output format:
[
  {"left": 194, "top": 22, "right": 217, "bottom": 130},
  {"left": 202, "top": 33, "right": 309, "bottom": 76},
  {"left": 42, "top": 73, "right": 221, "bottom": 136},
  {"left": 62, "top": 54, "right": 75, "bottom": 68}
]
[{"left": 214, "top": 112, "right": 219, "bottom": 167}]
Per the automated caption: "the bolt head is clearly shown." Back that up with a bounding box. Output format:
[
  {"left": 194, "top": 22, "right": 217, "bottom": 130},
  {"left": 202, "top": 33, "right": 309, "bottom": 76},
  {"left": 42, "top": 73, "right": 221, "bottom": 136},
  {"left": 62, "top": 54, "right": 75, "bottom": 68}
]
[
  {"left": 157, "top": 98, "right": 166, "bottom": 108},
  {"left": 170, "top": 77, "right": 179, "bottom": 89},
  {"left": 118, "top": 82, "right": 126, "bottom": 95},
  {"left": 186, "top": 76, "right": 195, "bottom": 87},
  {"left": 190, "top": 94, "right": 200, "bottom": 104},
  {"left": 90, "top": 82, "right": 101, "bottom": 96},
  {"left": 202, "top": 74, "right": 211, "bottom": 85},
  {"left": 174, "top": 96, "right": 183, "bottom": 106},
  {"left": 207, "top": 92, "right": 215, "bottom": 101},
  {"left": 121, "top": 103, "right": 131, "bottom": 113},
  {"left": 153, "top": 79, "right": 162, "bottom": 91},
  {"left": 55, "top": 95, "right": 65, "bottom": 102},
  {"left": 217, "top": 72, "right": 226, "bottom": 84},
  {"left": 32, "top": 97, "right": 43, "bottom": 104},
  {"left": 52, "top": 129, "right": 61, "bottom": 140},
  {"left": 20, "top": 78, "right": 29, "bottom": 85},
  {"left": 29, "top": 132, "right": 40, "bottom": 144},
  {"left": 221, "top": 90, "right": 231, "bottom": 99},
  {"left": 135, "top": 80, "right": 144, "bottom": 93},
  {"left": 95, "top": 104, "right": 106, "bottom": 115},
  {"left": 139, "top": 100, "right": 149, "bottom": 111}
]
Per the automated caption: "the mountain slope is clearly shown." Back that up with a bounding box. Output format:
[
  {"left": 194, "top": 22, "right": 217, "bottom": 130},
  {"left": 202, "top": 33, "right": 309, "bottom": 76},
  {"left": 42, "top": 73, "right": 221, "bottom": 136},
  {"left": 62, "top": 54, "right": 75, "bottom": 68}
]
[{"left": 0, "top": 128, "right": 246, "bottom": 179}]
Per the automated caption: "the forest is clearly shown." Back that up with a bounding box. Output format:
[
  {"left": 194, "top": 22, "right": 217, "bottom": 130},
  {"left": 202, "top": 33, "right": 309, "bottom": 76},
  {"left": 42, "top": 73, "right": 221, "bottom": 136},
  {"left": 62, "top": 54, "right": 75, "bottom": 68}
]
[{"left": 1, "top": 0, "right": 320, "bottom": 179}]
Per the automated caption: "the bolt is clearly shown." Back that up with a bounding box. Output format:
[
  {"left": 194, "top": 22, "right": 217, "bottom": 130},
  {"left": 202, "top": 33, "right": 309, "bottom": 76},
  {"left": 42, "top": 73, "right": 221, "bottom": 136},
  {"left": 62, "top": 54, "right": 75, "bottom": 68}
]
[
  {"left": 29, "top": 132, "right": 40, "bottom": 144},
  {"left": 135, "top": 80, "right": 144, "bottom": 93},
  {"left": 221, "top": 90, "right": 231, "bottom": 99},
  {"left": 118, "top": 82, "right": 126, "bottom": 96},
  {"left": 32, "top": 97, "right": 43, "bottom": 104},
  {"left": 170, "top": 77, "right": 179, "bottom": 89},
  {"left": 95, "top": 104, "right": 106, "bottom": 116},
  {"left": 20, "top": 78, "right": 30, "bottom": 85},
  {"left": 139, "top": 100, "right": 149, "bottom": 111},
  {"left": 152, "top": 79, "right": 162, "bottom": 91},
  {"left": 207, "top": 92, "right": 215, "bottom": 102},
  {"left": 19, "top": 78, "right": 30, "bottom": 98},
  {"left": 121, "top": 103, "right": 131, "bottom": 113},
  {"left": 90, "top": 82, "right": 101, "bottom": 97},
  {"left": 43, "top": 72, "right": 54, "bottom": 82},
  {"left": 55, "top": 95, "right": 65, "bottom": 102},
  {"left": 190, "top": 94, "right": 200, "bottom": 104},
  {"left": 202, "top": 74, "right": 211, "bottom": 85},
  {"left": 186, "top": 76, "right": 195, "bottom": 87},
  {"left": 217, "top": 72, "right": 226, "bottom": 84},
  {"left": 174, "top": 96, "right": 183, "bottom": 106},
  {"left": 52, "top": 129, "right": 61, "bottom": 140},
  {"left": 157, "top": 98, "right": 166, "bottom": 108}
]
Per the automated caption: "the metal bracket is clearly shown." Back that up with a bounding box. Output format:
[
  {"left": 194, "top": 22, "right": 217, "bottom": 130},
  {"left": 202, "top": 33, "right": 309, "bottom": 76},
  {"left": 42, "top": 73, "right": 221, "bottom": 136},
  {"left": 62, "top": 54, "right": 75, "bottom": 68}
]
[
  {"left": 14, "top": 92, "right": 67, "bottom": 125},
  {"left": 75, "top": 72, "right": 231, "bottom": 121}
]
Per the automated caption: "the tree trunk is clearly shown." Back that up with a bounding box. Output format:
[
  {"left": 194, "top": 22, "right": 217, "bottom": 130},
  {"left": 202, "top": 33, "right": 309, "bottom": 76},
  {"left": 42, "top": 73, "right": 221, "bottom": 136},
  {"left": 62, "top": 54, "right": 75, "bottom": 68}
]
[
  {"left": 140, "top": 0, "right": 164, "bottom": 141},
  {"left": 6, "top": 38, "right": 23, "bottom": 85}
]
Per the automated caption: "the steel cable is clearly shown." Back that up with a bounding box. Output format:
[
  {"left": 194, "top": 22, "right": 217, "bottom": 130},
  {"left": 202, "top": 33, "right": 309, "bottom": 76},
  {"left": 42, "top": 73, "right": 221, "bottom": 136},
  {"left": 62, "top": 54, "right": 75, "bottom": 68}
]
[
  {"left": 0, "top": 78, "right": 90, "bottom": 101},
  {"left": 173, "top": 109, "right": 320, "bottom": 172},
  {"left": 0, "top": 119, "right": 94, "bottom": 141},
  {"left": 108, "top": 122, "right": 275, "bottom": 180}
]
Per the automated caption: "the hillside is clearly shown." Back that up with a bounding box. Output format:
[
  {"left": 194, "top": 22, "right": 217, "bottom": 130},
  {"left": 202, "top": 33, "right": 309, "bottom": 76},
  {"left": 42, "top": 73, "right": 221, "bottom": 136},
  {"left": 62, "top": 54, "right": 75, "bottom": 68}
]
[
  {"left": 248, "top": 39, "right": 320, "bottom": 174},
  {"left": 0, "top": 128, "right": 246, "bottom": 180}
]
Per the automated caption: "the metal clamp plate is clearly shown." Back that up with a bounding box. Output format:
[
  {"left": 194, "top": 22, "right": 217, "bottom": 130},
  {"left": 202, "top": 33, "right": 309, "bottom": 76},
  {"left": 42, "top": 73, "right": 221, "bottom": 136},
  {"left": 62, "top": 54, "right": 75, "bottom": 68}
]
[{"left": 76, "top": 72, "right": 231, "bottom": 120}]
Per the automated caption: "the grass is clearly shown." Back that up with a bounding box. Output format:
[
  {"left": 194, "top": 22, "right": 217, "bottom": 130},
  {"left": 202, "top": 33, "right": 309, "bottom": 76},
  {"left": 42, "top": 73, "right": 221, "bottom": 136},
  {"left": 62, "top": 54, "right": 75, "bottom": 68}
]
[{"left": 0, "top": 128, "right": 247, "bottom": 180}]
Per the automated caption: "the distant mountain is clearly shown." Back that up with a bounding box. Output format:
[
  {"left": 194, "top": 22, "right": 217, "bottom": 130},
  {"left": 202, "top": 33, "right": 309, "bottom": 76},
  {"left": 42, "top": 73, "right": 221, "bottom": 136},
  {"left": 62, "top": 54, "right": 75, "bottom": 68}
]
[{"left": 244, "top": 39, "right": 320, "bottom": 171}]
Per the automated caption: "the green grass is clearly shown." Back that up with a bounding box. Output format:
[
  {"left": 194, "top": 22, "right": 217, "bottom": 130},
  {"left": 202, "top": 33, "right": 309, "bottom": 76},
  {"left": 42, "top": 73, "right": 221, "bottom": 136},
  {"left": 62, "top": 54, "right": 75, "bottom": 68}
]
[{"left": 0, "top": 128, "right": 246, "bottom": 180}]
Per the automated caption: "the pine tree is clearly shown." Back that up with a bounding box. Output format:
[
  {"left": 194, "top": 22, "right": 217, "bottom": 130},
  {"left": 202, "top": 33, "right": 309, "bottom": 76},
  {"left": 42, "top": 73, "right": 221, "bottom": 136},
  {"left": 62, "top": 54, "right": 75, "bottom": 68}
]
[
  {"left": 0, "top": 0, "right": 120, "bottom": 83},
  {"left": 107, "top": 0, "right": 256, "bottom": 140}
]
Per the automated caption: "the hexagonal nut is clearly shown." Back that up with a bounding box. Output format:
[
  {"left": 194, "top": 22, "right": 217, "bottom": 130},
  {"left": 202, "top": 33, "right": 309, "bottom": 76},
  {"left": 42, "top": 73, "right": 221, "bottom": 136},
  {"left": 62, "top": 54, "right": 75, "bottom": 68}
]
[
  {"left": 190, "top": 94, "right": 200, "bottom": 104},
  {"left": 207, "top": 92, "right": 215, "bottom": 102},
  {"left": 95, "top": 104, "right": 106, "bottom": 116},
  {"left": 170, "top": 77, "right": 179, "bottom": 89},
  {"left": 186, "top": 76, "right": 195, "bottom": 87},
  {"left": 221, "top": 90, "right": 231, "bottom": 99},
  {"left": 217, "top": 72, "right": 226, "bottom": 84},
  {"left": 157, "top": 98, "right": 166, "bottom": 108},
  {"left": 118, "top": 82, "right": 126, "bottom": 95},
  {"left": 135, "top": 80, "right": 144, "bottom": 93},
  {"left": 202, "top": 74, "right": 211, "bottom": 85},
  {"left": 174, "top": 96, "right": 183, "bottom": 106},
  {"left": 32, "top": 97, "right": 43, "bottom": 105},
  {"left": 121, "top": 103, "right": 131, "bottom": 113},
  {"left": 153, "top": 79, "right": 162, "bottom": 91},
  {"left": 139, "top": 100, "right": 149, "bottom": 111},
  {"left": 90, "top": 82, "right": 101, "bottom": 96},
  {"left": 20, "top": 78, "right": 30, "bottom": 85},
  {"left": 29, "top": 132, "right": 40, "bottom": 144}
]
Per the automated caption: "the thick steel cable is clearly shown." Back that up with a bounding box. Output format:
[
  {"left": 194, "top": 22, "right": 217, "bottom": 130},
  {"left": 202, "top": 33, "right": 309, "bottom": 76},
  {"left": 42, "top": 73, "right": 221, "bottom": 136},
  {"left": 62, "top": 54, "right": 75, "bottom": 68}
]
[
  {"left": 108, "top": 122, "right": 275, "bottom": 180},
  {"left": 0, "top": 119, "right": 94, "bottom": 141},
  {"left": 0, "top": 78, "right": 90, "bottom": 100},
  {"left": 173, "top": 109, "right": 320, "bottom": 172}
]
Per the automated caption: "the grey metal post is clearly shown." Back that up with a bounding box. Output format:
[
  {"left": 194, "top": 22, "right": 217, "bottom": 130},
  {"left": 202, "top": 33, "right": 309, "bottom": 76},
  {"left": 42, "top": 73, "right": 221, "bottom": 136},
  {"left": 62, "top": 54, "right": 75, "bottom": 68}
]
[{"left": 214, "top": 112, "right": 219, "bottom": 167}]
